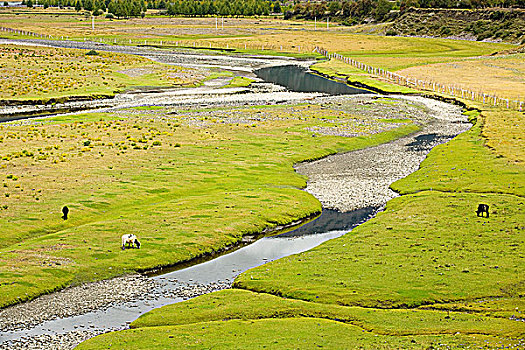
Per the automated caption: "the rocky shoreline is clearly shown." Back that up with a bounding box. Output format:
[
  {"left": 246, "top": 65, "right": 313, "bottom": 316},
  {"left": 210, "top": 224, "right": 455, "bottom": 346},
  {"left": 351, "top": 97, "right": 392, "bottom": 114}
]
[{"left": 0, "top": 277, "right": 231, "bottom": 350}]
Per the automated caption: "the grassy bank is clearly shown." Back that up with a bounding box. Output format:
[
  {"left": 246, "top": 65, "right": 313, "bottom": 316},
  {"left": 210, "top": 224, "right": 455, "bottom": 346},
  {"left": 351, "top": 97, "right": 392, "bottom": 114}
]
[
  {"left": 0, "top": 101, "right": 418, "bottom": 308},
  {"left": 78, "top": 44, "right": 525, "bottom": 349},
  {"left": 310, "top": 58, "right": 418, "bottom": 94}
]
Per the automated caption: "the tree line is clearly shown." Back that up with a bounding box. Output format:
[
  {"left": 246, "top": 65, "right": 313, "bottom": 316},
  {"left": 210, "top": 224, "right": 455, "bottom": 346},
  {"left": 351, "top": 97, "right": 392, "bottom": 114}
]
[
  {"left": 162, "top": 0, "right": 277, "bottom": 16},
  {"left": 32, "top": 0, "right": 279, "bottom": 17},
  {"left": 23, "top": 0, "right": 523, "bottom": 20}
]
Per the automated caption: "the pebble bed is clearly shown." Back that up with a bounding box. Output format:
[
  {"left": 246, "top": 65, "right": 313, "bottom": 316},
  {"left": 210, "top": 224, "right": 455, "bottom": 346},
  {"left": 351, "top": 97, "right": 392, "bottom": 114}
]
[
  {"left": 296, "top": 95, "right": 470, "bottom": 212},
  {"left": 0, "top": 277, "right": 231, "bottom": 350}
]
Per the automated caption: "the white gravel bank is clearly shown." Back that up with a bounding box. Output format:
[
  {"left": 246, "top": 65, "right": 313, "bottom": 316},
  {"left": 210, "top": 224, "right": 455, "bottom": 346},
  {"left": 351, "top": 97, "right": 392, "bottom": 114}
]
[{"left": 295, "top": 95, "right": 470, "bottom": 212}]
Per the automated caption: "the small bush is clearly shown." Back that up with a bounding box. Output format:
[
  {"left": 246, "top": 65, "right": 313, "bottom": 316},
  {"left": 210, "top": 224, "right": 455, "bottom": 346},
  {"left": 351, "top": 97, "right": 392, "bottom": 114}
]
[
  {"left": 86, "top": 50, "right": 99, "bottom": 56},
  {"left": 477, "top": 29, "right": 495, "bottom": 41},
  {"left": 152, "top": 140, "right": 161, "bottom": 146},
  {"left": 440, "top": 26, "right": 452, "bottom": 36},
  {"left": 106, "top": 13, "right": 115, "bottom": 19},
  {"left": 385, "top": 29, "right": 398, "bottom": 36}
]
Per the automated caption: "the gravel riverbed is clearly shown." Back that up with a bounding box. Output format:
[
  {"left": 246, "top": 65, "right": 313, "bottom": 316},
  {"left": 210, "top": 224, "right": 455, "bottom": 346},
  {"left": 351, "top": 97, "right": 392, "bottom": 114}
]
[
  {"left": 296, "top": 95, "right": 470, "bottom": 212},
  {"left": 0, "top": 277, "right": 231, "bottom": 350}
]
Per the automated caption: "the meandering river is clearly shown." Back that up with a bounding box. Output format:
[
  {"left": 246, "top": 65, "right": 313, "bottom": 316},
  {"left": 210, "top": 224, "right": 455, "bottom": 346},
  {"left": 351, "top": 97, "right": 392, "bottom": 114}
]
[{"left": 0, "top": 40, "right": 470, "bottom": 350}]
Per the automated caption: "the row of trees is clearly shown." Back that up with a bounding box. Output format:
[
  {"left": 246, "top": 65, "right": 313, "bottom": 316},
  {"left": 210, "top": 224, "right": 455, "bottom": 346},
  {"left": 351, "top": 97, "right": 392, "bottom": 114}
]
[
  {"left": 164, "top": 0, "right": 277, "bottom": 17},
  {"left": 52, "top": 0, "right": 278, "bottom": 17},
  {"left": 22, "top": 0, "right": 524, "bottom": 19}
]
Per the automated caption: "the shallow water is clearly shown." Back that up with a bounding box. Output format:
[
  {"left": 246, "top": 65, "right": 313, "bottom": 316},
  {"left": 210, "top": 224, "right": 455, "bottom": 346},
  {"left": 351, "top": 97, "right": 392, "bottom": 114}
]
[{"left": 255, "top": 65, "right": 371, "bottom": 95}]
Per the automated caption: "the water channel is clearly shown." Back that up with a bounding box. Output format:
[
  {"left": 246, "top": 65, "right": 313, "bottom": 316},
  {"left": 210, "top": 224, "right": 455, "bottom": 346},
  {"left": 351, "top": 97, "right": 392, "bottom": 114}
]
[
  {"left": 0, "top": 208, "right": 378, "bottom": 345},
  {"left": 255, "top": 65, "right": 371, "bottom": 95},
  {"left": 0, "top": 40, "right": 470, "bottom": 349}
]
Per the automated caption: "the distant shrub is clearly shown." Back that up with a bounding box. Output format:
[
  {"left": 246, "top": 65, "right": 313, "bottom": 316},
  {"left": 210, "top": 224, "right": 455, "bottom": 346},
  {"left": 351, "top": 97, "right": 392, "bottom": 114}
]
[
  {"left": 490, "top": 11, "right": 505, "bottom": 21},
  {"left": 341, "top": 18, "right": 357, "bottom": 26},
  {"left": 86, "top": 50, "right": 99, "bottom": 56},
  {"left": 440, "top": 26, "right": 452, "bottom": 36},
  {"left": 83, "top": 140, "right": 91, "bottom": 146},
  {"left": 386, "top": 29, "right": 398, "bottom": 36},
  {"left": 174, "top": 143, "right": 181, "bottom": 147},
  {"left": 106, "top": 13, "right": 115, "bottom": 19},
  {"left": 152, "top": 140, "right": 161, "bottom": 146},
  {"left": 477, "top": 29, "right": 494, "bottom": 41}
]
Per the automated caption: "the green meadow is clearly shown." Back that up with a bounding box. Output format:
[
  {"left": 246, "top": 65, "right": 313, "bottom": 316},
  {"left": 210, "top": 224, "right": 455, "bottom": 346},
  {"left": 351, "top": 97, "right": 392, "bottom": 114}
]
[
  {"left": 77, "top": 42, "right": 523, "bottom": 350},
  {"left": 0, "top": 102, "right": 418, "bottom": 308},
  {"left": 0, "top": 14, "right": 523, "bottom": 348},
  {"left": 80, "top": 103, "right": 524, "bottom": 348}
]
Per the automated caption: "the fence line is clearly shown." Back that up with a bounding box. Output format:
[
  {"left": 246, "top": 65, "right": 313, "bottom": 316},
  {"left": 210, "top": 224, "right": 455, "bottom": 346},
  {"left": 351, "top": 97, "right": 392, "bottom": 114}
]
[
  {"left": 0, "top": 26, "right": 313, "bottom": 53},
  {"left": 314, "top": 46, "right": 523, "bottom": 112},
  {"left": 1, "top": 26, "right": 522, "bottom": 111}
]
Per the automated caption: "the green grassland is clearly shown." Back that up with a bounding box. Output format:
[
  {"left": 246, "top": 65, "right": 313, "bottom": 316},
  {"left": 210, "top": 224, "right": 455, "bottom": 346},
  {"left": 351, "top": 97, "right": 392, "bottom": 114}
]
[
  {"left": 78, "top": 318, "right": 522, "bottom": 350},
  {"left": 80, "top": 106, "right": 524, "bottom": 349},
  {"left": 311, "top": 58, "right": 418, "bottom": 94},
  {"left": 0, "top": 45, "right": 207, "bottom": 101},
  {"left": 76, "top": 39, "right": 525, "bottom": 349},
  {"left": 129, "top": 289, "right": 524, "bottom": 338},
  {"left": 0, "top": 102, "right": 418, "bottom": 308},
  {"left": 222, "top": 76, "right": 255, "bottom": 88}
]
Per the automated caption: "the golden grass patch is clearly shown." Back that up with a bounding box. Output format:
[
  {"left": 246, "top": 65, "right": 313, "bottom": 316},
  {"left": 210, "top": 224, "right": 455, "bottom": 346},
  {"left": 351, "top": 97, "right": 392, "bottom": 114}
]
[
  {"left": 397, "top": 54, "right": 525, "bottom": 101},
  {"left": 482, "top": 109, "right": 524, "bottom": 164},
  {"left": 0, "top": 45, "right": 206, "bottom": 100}
]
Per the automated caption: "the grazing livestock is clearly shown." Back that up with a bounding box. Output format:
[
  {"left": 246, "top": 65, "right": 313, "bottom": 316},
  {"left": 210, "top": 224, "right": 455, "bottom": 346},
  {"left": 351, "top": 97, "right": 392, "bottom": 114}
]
[
  {"left": 62, "top": 206, "right": 69, "bottom": 220},
  {"left": 476, "top": 204, "right": 489, "bottom": 218},
  {"left": 121, "top": 234, "right": 141, "bottom": 250}
]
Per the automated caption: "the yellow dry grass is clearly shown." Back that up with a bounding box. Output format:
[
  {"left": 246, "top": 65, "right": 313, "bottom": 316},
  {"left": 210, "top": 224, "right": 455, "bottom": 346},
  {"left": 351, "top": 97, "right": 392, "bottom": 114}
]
[
  {"left": 397, "top": 54, "right": 525, "bottom": 101},
  {"left": 482, "top": 110, "right": 524, "bottom": 164},
  {"left": 0, "top": 45, "right": 205, "bottom": 100}
]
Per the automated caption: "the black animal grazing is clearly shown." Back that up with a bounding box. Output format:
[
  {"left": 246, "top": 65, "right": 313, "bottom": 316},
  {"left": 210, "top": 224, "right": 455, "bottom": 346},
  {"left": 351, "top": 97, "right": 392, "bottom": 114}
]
[
  {"left": 62, "top": 206, "right": 69, "bottom": 220},
  {"left": 476, "top": 204, "right": 489, "bottom": 218}
]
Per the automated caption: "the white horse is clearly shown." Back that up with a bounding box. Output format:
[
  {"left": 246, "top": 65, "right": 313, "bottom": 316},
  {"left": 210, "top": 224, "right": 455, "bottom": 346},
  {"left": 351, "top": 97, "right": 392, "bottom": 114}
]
[{"left": 121, "top": 234, "right": 141, "bottom": 250}]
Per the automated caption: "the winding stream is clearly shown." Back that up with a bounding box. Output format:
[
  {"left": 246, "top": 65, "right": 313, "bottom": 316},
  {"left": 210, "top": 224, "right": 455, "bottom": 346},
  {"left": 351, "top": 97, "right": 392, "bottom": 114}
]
[{"left": 0, "top": 40, "right": 470, "bottom": 349}]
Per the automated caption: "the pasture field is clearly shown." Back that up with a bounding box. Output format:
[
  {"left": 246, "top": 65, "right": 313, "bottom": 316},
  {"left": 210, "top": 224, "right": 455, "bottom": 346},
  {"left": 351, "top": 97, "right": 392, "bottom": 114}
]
[
  {"left": 82, "top": 104, "right": 524, "bottom": 348},
  {"left": 76, "top": 38, "right": 524, "bottom": 350},
  {"left": 0, "top": 10, "right": 510, "bottom": 62},
  {"left": 0, "top": 101, "right": 418, "bottom": 308},
  {"left": 2, "top": 9, "right": 518, "bottom": 103},
  {"left": 0, "top": 10, "right": 523, "bottom": 348},
  {"left": 0, "top": 45, "right": 208, "bottom": 101},
  {"left": 310, "top": 58, "right": 418, "bottom": 94},
  {"left": 397, "top": 53, "right": 525, "bottom": 101}
]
